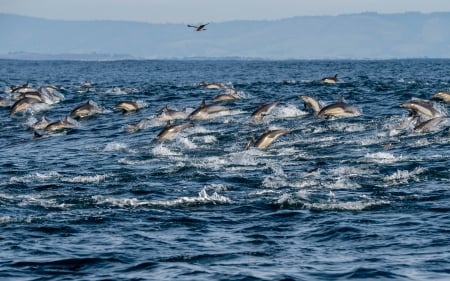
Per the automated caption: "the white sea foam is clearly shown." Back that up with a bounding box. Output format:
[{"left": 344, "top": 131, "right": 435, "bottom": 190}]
[
  {"left": 328, "top": 122, "right": 367, "bottom": 133},
  {"left": 175, "top": 137, "right": 197, "bottom": 149},
  {"left": 277, "top": 193, "right": 389, "bottom": 211},
  {"left": 9, "top": 170, "right": 110, "bottom": 185},
  {"left": 364, "top": 152, "right": 402, "bottom": 164},
  {"left": 103, "top": 142, "right": 134, "bottom": 152},
  {"left": 304, "top": 200, "right": 389, "bottom": 211},
  {"left": 326, "top": 177, "right": 361, "bottom": 190},
  {"left": 63, "top": 174, "right": 109, "bottom": 183},
  {"left": 273, "top": 104, "right": 308, "bottom": 119},
  {"left": 152, "top": 144, "right": 182, "bottom": 156},
  {"left": 10, "top": 171, "right": 61, "bottom": 184},
  {"left": 383, "top": 167, "right": 426, "bottom": 185},
  {"left": 92, "top": 185, "right": 231, "bottom": 208}
]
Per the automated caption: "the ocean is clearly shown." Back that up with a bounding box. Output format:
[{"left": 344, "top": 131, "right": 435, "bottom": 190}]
[{"left": 0, "top": 59, "right": 449, "bottom": 280}]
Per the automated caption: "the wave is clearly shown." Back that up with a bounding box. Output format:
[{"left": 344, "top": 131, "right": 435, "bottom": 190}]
[
  {"left": 92, "top": 185, "right": 231, "bottom": 208},
  {"left": 9, "top": 171, "right": 110, "bottom": 184}
]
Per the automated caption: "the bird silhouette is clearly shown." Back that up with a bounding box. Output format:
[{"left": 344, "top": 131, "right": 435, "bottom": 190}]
[{"left": 187, "top": 23, "right": 209, "bottom": 31}]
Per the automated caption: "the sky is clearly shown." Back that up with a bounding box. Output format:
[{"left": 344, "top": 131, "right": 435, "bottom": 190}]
[{"left": 2, "top": 0, "right": 450, "bottom": 24}]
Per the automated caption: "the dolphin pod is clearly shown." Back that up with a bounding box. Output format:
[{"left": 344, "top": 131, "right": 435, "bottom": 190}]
[{"left": 2, "top": 79, "right": 449, "bottom": 149}]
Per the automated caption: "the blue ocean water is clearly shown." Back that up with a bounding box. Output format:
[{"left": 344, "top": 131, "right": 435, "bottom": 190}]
[{"left": 0, "top": 59, "right": 449, "bottom": 281}]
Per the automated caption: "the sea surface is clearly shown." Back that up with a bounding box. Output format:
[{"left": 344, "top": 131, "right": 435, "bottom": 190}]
[{"left": 0, "top": 59, "right": 449, "bottom": 281}]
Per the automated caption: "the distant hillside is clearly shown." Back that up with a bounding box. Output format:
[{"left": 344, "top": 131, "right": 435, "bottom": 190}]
[{"left": 0, "top": 12, "right": 449, "bottom": 59}]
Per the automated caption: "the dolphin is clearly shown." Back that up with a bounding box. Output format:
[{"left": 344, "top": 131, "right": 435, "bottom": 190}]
[
  {"left": 299, "top": 95, "right": 323, "bottom": 114},
  {"left": 413, "top": 116, "right": 448, "bottom": 133},
  {"left": 321, "top": 74, "right": 338, "bottom": 84},
  {"left": 251, "top": 102, "right": 279, "bottom": 121},
  {"left": 115, "top": 101, "right": 140, "bottom": 113},
  {"left": 11, "top": 83, "right": 36, "bottom": 94},
  {"left": 17, "top": 91, "right": 44, "bottom": 102},
  {"left": 154, "top": 121, "right": 193, "bottom": 141},
  {"left": 245, "top": 128, "right": 290, "bottom": 149},
  {"left": 43, "top": 116, "right": 78, "bottom": 134},
  {"left": 126, "top": 118, "right": 152, "bottom": 133},
  {"left": 29, "top": 115, "right": 52, "bottom": 131},
  {"left": 396, "top": 115, "right": 418, "bottom": 130},
  {"left": 201, "top": 82, "right": 223, "bottom": 89},
  {"left": 157, "top": 105, "right": 188, "bottom": 121},
  {"left": 70, "top": 100, "right": 102, "bottom": 119},
  {"left": 400, "top": 99, "right": 443, "bottom": 120},
  {"left": 316, "top": 97, "right": 362, "bottom": 118},
  {"left": 188, "top": 100, "right": 229, "bottom": 120},
  {"left": 9, "top": 97, "right": 42, "bottom": 117},
  {"left": 213, "top": 89, "right": 241, "bottom": 103},
  {"left": 431, "top": 91, "right": 450, "bottom": 103},
  {"left": 33, "top": 116, "right": 78, "bottom": 138}
]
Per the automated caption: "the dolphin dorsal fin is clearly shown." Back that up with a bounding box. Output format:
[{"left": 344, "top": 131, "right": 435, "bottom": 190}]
[
  {"left": 200, "top": 100, "right": 206, "bottom": 108},
  {"left": 337, "top": 96, "right": 344, "bottom": 103},
  {"left": 334, "top": 74, "right": 338, "bottom": 79}
]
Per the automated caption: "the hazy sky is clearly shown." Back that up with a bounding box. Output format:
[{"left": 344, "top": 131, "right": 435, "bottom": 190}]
[{"left": 2, "top": 0, "right": 450, "bottom": 23}]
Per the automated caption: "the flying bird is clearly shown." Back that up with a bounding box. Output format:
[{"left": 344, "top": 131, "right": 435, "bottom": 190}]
[{"left": 187, "top": 23, "right": 209, "bottom": 31}]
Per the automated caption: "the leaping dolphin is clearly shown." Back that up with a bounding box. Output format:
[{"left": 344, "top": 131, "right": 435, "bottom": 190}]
[
  {"left": 300, "top": 95, "right": 361, "bottom": 118},
  {"left": 154, "top": 121, "right": 193, "bottom": 141},
  {"left": 413, "top": 116, "right": 448, "bottom": 133},
  {"left": 70, "top": 100, "right": 102, "bottom": 119},
  {"left": 157, "top": 105, "right": 188, "bottom": 121},
  {"left": 9, "top": 97, "right": 42, "bottom": 117},
  {"left": 245, "top": 128, "right": 290, "bottom": 150},
  {"left": 431, "top": 91, "right": 450, "bottom": 103},
  {"left": 115, "top": 101, "right": 140, "bottom": 113},
  {"left": 251, "top": 102, "right": 279, "bottom": 121},
  {"left": 188, "top": 100, "right": 229, "bottom": 120},
  {"left": 213, "top": 88, "right": 241, "bottom": 103},
  {"left": 400, "top": 99, "right": 443, "bottom": 120},
  {"left": 34, "top": 116, "right": 78, "bottom": 138}
]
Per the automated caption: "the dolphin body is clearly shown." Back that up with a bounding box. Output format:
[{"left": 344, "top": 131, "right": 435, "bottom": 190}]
[
  {"left": 70, "top": 100, "right": 102, "bottom": 119},
  {"left": 33, "top": 116, "right": 78, "bottom": 138},
  {"left": 157, "top": 105, "right": 188, "bottom": 121},
  {"left": 43, "top": 116, "right": 78, "bottom": 134},
  {"left": 251, "top": 102, "right": 279, "bottom": 121},
  {"left": 413, "top": 116, "right": 448, "bottom": 133},
  {"left": 213, "top": 94, "right": 241, "bottom": 103},
  {"left": 188, "top": 100, "right": 229, "bottom": 121},
  {"left": 126, "top": 118, "right": 152, "bottom": 133},
  {"left": 154, "top": 121, "right": 193, "bottom": 141},
  {"left": 300, "top": 96, "right": 362, "bottom": 118},
  {"left": 115, "top": 101, "right": 140, "bottom": 113},
  {"left": 321, "top": 74, "right": 338, "bottom": 84},
  {"left": 245, "top": 128, "right": 290, "bottom": 150},
  {"left": 10, "top": 84, "right": 36, "bottom": 94},
  {"left": 29, "top": 115, "right": 52, "bottom": 131},
  {"left": 201, "top": 82, "right": 223, "bottom": 89},
  {"left": 431, "top": 91, "right": 450, "bottom": 103},
  {"left": 400, "top": 99, "right": 443, "bottom": 120},
  {"left": 9, "top": 97, "right": 42, "bottom": 117}
]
